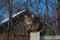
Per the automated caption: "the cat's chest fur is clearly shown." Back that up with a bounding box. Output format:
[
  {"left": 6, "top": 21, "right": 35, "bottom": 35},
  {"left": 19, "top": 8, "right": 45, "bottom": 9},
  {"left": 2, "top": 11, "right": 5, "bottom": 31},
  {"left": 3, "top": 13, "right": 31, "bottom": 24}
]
[{"left": 24, "top": 20, "right": 33, "bottom": 25}]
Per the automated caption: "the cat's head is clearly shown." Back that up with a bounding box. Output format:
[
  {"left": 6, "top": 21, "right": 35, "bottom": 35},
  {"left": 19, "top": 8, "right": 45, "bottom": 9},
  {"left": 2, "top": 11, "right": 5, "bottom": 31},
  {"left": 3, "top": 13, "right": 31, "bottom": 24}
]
[
  {"left": 24, "top": 14, "right": 34, "bottom": 21},
  {"left": 24, "top": 13, "right": 35, "bottom": 25}
]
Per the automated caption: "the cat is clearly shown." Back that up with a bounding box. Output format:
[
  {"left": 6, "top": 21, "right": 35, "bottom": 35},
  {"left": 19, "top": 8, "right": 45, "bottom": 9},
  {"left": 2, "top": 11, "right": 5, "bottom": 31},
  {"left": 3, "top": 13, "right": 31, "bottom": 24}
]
[
  {"left": 23, "top": 13, "right": 44, "bottom": 32},
  {"left": 12, "top": 12, "right": 46, "bottom": 36}
]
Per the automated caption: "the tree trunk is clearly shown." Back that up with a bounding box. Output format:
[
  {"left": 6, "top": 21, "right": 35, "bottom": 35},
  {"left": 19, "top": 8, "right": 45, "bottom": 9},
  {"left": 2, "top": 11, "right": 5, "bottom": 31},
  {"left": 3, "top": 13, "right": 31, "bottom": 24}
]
[
  {"left": 7, "top": 0, "right": 12, "bottom": 40},
  {"left": 56, "top": 0, "right": 60, "bottom": 35}
]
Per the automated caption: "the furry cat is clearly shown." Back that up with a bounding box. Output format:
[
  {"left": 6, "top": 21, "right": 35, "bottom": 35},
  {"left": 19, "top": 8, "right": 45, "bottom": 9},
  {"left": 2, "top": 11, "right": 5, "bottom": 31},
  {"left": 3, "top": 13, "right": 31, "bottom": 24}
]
[
  {"left": 12, "top": 12, "right": 45, "bottom": 36},
  {"left": 24, "top": 13, "right": 44, "bottom": 32}
]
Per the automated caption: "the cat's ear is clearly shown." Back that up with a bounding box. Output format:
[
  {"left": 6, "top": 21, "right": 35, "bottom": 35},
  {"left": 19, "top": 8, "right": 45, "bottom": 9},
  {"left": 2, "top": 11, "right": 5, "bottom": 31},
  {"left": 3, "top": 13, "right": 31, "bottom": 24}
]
[
  {"left": 24, "top": 15, "right": 27, "bottom": 18},
  {"left": 31, "top": 15, "right": 34, "bottom": 18}
]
